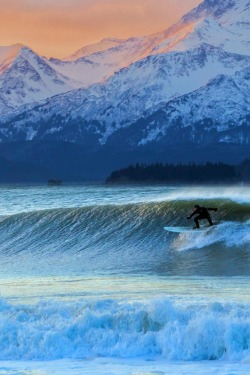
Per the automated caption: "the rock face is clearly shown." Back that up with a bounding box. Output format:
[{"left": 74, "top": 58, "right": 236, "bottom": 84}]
[{"left": 0, "top": 0, "right": 249, "bottom": 179}]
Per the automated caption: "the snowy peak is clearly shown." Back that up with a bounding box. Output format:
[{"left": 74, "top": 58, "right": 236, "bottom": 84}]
[
  {"left": 64, "top": 38, "right": 124, "bottom": 61},
  {"left": 49, "top": 36, "right": 159, "bottom": 88},
  {"left": 182, "top": 0, "right": 236, "bottom": 23},
  {"left": 0, "top": 43, "right": 24, "bottom": 62},
  {"left": 0, "top": 45, "right": 78, "bottom": 112},
  {"left": 0, "top": 43, "right": 25, "bottom": 74},
  {"left": 15, "top": 47, "right": 73, "bottom": 89},
  {"left": 181, "top": 0, "right": 250, "bottom": 31},
  {"left": 150, "top": 0, "right": 250, "bottom": 57},
  {"left": 153, "top": 16, "right": 250, "bottom": 56}
]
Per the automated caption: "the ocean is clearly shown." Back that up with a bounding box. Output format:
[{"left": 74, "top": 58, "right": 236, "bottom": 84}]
[{"left": 0, "top": 184, "right": 250, "bottom": 374}]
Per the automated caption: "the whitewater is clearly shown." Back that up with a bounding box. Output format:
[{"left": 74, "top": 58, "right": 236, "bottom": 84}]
[{"left": 0, "top": 184, "right": 250, "bottom": 375}]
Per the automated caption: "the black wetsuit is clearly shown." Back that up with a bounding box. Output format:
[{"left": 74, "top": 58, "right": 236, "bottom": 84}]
[{"left": 188, "top": 206, "right": 217, "bottom": 228}]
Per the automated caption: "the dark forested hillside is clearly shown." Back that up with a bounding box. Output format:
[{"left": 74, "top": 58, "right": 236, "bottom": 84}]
[{"left": 106, "top": 161, "right": 250, "bottom": 184}]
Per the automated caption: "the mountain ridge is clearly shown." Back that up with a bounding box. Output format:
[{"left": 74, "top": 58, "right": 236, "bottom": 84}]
[
  {"left": 0, "top": 0, "right": 249, "bottom": 180},
  {"left": 1, "top": 43, "right": 249, "bottom": 144}
]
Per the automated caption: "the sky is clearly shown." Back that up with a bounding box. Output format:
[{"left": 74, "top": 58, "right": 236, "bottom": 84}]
[{"left": 0, "top": 0, "right": 201, "bottom": 59}]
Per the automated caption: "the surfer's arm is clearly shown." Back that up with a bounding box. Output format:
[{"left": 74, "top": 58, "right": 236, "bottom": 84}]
[
  {"left": 208, "top": 208, "right": 218, "bottom": 212},
  {"left": 187, "top": 210, "right": 197, "bottom": 219}
]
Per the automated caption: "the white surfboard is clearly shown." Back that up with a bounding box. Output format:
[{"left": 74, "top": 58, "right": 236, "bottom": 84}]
[{"left": 164, "top": 226, "right": 208, "bottom": 233}]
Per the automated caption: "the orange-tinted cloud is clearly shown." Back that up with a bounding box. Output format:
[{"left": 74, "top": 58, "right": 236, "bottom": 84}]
[{"left": 0, "top": 0, "right": 201, "bottom": 58}]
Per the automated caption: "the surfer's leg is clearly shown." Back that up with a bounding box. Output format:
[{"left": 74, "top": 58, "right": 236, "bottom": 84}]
[
  {"left": 194, "top": 216, "right": 200, "bottom": 229},
  {"left": 207, "top": 215, "right": 213, "bottom": 226}
]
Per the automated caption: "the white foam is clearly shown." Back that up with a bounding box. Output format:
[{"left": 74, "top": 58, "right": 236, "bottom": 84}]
[
  {"left": 0, "top": 297, "right": 249, "bottom": 361},
  {"left": 160, "top": 186, "right": 250, "bottom": 205},
  {"left": 174, "top": 221, "right": 250, "bottom": 251}
]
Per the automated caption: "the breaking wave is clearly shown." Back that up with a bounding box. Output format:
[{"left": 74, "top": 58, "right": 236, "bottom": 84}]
[
  {"left": 0, "top": 199, "right": 250, "bottom": 276},
  {"left": 0, "top": 297, "right": 249, "bottom": 361}
]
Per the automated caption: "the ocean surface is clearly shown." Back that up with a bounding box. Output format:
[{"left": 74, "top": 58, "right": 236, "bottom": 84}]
[{"left": 0, "top": 184, "right": 250, "bottom": 375}]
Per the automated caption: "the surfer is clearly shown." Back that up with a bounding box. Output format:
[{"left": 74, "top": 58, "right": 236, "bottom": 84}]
[{"left": 187, "top": 205, "right": 218, "bottom": 229}]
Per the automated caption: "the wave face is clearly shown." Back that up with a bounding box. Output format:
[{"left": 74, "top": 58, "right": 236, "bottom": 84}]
[
  {"left": 0, "top": 297, "right": 249, "bottom": 361},
  {"left": 0, "top": 199, "right": 250, "bottom": 276}
]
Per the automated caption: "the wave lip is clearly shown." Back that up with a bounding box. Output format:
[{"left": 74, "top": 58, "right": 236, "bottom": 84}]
[{"left": 0, "top": 298, "right": 250, "bottom": 361}]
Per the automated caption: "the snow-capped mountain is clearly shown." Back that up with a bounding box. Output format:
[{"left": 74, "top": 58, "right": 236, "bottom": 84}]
[
  {"left": 45, "top": 0, "right": 249, "bottom": 89},
  {"left": 46, "top": 35, "right": 165, "bottom": 88},
  {"left": 0, "top": 0, "right": 249, "bottom": 175},
  {"left": 64, "top": 38, "right": 125, "bottom": 60},
  {"left": 2, "top": 44, "right": 249, "bottom": 143},
  {"left": 134, "top": 66, "right": 250, "bottom": 146},
  {"left": 0, "top": 44, "right": 24, "bottom": 74},
  {"left": 2, "top": 0, "right": 249, "bottom": 110},
  {"left": 181, "top": 0, "right": 249, "bottom": 26},
  {"left": 0, "top": 45, "right": 79, "bottom": 114}
]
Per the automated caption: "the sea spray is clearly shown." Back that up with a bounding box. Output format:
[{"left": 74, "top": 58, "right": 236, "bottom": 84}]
[
  {"left": 0, "top": 298, "right": 249, "bottom": 361},
  {"left": 173, "top": 221, "right": 250, "bottom": 251}
]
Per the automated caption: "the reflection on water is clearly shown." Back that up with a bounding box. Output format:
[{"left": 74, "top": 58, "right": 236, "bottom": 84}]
[{"left": 1, "top": 275, "right": 250, "bottom": 304}]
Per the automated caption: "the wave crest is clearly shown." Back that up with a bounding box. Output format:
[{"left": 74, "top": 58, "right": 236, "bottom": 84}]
[{"left": 0, "top": 298, "right": 249, "bottom": 361}]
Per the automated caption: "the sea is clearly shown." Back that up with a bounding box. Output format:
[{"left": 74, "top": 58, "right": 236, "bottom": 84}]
[{"left": 0, "top": 184, "right": 250, "bottom": 375}]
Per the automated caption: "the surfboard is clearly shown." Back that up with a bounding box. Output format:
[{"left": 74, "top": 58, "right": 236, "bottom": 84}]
[{"left": 164, "top": 226, "right": 209, "bottom": 233}]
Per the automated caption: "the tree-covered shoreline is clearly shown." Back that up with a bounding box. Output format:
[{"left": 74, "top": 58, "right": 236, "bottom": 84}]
[{"left": 106, "top": 160, "right": 250, "bottom": 184}]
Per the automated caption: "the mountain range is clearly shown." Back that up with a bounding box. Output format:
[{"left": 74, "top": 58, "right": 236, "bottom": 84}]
[{"left": 0, "top": 0, "right": 249, "bottom": 181}]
